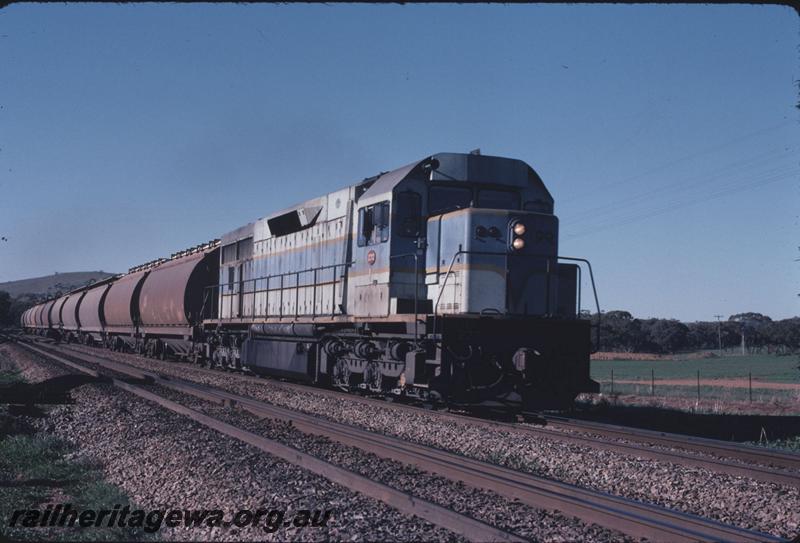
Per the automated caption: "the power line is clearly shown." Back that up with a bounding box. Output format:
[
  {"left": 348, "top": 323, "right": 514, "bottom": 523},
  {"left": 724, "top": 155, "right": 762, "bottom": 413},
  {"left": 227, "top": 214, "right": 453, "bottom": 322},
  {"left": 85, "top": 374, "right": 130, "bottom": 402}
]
[
  {"left": 563, "top": 162, "right": 797, "bottom": 234},
  {"left": 564, "top": 168, "right": 797, "bottom": 240},
  {"left": 561, "top": 120, "right": 792, "bottom": 205},
  {"left": 562, "top": 167, "right": 798, "bottom": 240},
  {"left": 561, "top": 146, "right": 793, "bottom": 228}
]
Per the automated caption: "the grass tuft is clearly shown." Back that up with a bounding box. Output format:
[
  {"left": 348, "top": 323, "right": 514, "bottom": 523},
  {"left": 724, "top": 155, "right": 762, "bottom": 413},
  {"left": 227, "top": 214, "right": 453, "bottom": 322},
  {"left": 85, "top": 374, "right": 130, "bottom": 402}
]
[
  {"left": 745, "top": 435, "right": 800, "bottom": 452},
  {"left": 0, "top": 435, "right": 81, "bottom": 481},
  {"left": 0, "top": 434, "right": 154, "bottom": 541},
  {"left": 0, "top": 367, "right": 24, "bottom": 385}
]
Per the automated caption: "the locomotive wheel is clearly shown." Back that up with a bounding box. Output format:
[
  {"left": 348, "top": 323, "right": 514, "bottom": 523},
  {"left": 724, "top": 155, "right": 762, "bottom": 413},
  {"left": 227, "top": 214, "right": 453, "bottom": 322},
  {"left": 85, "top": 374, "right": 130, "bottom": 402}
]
[
  {"left": 332, "top": 359, "right": 351, "bottom": 388},
  {"left": 363, "top": 362, "right": 382, "bottom": 392}
]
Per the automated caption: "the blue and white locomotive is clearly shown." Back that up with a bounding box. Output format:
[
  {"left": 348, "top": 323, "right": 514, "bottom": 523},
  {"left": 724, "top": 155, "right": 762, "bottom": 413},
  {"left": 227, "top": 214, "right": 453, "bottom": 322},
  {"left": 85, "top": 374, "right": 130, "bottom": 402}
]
[
  {"left": 205, "top": 151, "right": 600, "bottom": 410},
  {"left": 22, "top": 151, "right": 600, "bottom": 411}
]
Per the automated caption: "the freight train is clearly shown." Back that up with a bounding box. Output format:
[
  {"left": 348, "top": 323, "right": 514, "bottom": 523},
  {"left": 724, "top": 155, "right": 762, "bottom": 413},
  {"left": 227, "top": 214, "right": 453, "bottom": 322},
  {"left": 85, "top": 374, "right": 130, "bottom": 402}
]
[{"left": 21, "top": 152, "right": 600, "bottom": 411}]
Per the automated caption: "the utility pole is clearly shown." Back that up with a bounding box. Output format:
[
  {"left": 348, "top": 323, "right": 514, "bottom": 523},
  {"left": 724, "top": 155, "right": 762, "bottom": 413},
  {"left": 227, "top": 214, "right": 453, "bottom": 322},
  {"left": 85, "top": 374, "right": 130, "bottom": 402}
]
[{"left": 714, "top": 315, "right": 723, "bottom": 356}]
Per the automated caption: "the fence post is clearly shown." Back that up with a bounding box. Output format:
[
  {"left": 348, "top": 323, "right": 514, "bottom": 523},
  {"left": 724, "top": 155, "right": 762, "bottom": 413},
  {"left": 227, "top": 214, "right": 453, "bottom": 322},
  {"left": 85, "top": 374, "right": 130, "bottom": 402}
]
[
  {"left": 696, "top": 370, "right": 700, "bottom": 402},
  {"left": 651, "top": 368, "right": 655, "bottom": 396},
  {"left": 611, "top": 369, "right": 614, "bottom": 395},
  {"left": 749, "top": 372, "right": 752, "bottom": 402}
]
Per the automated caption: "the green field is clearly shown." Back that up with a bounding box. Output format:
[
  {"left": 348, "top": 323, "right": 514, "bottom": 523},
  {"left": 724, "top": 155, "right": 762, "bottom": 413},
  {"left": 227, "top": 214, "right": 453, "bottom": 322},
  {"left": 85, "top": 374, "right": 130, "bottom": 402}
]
[{"left": 591, "top": 354, "right": 799, "bottom": 383}]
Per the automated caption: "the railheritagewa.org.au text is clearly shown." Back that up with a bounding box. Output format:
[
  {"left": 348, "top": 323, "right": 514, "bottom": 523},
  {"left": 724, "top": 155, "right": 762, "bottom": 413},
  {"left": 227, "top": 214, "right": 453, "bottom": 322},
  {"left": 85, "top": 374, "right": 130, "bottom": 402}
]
[{"left": 8, "top": 503, "right": 333, "bottom": 533}]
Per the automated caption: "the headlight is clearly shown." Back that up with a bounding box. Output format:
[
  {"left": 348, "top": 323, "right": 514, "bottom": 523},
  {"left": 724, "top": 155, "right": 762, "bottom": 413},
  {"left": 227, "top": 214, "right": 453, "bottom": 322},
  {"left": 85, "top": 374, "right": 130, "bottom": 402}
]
[
  {"left": 513, "top": 222, "right": 526, "bottom": 236},
  {"left": 512, "top": 238, "right": 525, "bottom": 250}
]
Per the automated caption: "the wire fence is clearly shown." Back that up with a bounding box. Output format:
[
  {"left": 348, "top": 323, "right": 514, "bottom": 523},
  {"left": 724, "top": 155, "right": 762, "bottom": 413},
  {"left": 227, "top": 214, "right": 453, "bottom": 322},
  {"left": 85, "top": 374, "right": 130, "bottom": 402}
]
[{"left": 597, "top": 368, "right": 800, "bottom": 404}]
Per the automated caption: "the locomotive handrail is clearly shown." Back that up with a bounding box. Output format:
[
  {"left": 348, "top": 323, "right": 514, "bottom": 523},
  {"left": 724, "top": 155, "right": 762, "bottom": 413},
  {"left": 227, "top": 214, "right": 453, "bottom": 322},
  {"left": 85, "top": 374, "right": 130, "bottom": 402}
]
[
  {"left": 556, "top": 256, "right": 602, "bottom": 353},
  {"left": 432, "top": 250, "right": 601, "bottom": 351},
  {"left": 205, "top": 260, "right": 354, "bottom": 321},
  {"left": 389, "top": 252, "right": 422, "bottom": 347}
]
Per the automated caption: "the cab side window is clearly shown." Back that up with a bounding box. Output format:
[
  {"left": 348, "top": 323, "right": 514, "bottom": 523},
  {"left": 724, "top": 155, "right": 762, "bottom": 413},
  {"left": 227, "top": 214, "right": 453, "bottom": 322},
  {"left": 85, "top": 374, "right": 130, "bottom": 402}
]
[
  {"left": 358, "top": 201, "right": 390, "bottom": 246},
  {"left": 395, "top": 191, "right": 421, "bottom": 238}
]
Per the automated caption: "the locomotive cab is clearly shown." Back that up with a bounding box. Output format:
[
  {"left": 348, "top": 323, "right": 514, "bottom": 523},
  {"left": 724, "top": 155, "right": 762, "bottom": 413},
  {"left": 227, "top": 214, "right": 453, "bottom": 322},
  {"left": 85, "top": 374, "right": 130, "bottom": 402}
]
[{"left": 383, "top": 153, "right": 600, "bottom": 410}]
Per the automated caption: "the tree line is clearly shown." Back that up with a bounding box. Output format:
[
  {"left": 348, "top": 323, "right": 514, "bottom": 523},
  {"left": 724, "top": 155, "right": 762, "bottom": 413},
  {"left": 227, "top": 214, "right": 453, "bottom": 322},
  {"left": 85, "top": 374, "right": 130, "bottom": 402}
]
[
  {"left": 0, "top": 291, "right": 40, "bottom": 326},
  {"left": 0, "top": 280, "right": 100, "bottom": 327},
  {"left": 0, "top": 280, "right": 79, "bottom": 326},
  {"left": 590, "top": 310, "right": 800, "bottom": 355}
]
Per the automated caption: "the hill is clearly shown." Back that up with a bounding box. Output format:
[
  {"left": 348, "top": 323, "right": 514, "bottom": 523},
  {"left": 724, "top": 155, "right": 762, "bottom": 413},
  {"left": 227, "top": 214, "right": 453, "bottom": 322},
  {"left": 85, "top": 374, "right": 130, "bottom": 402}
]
[{"left": 0, "top": 271, "right": 116, "bottom": 298}]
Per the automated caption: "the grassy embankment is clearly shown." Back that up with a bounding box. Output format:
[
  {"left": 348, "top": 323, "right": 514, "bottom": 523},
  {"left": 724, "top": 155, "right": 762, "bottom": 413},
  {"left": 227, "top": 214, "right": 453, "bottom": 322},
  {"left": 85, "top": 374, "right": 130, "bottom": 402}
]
[{"left": 0, "top": 363, "right": 152, "bottom": 541}]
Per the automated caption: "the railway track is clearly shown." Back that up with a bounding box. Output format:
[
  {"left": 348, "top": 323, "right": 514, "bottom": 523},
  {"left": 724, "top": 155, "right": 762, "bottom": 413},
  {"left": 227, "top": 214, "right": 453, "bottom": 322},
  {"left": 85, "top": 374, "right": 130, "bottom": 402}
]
[
  {"left": 4, "top": 337, "right": 522, "bottom": 543},
  {"left": 542, "top": 415, "right": 800, "bottom": 473},
  {"left": 10, "top": 337, "right": 788, "bottom": 543},
  {"left": 46, "top": 335, "right": 800, "bottom": 488}
]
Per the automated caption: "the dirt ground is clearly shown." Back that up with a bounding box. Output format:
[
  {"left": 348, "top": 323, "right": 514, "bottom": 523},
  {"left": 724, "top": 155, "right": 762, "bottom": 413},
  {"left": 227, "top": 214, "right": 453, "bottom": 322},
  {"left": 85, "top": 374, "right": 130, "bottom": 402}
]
[{"left": 591, "top": 351, "right": 718, "bottom": 361}]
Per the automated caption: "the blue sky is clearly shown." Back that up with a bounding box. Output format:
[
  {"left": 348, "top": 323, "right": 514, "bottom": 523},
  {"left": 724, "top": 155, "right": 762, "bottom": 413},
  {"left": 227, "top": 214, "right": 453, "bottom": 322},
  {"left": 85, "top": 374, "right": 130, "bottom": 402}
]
[{"left": 1, "top": 4, "right": 797, "bottom": 321}]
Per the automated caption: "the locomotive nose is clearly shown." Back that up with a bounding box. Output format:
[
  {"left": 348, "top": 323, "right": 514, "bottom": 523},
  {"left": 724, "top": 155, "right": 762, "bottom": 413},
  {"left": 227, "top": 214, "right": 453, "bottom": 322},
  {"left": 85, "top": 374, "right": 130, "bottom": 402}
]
[
  {"left": 507, "top": 214, "right": 557, "bottom": 255},
  {"left": 505, "top": 212, "right": 560, "bottom": 316}
]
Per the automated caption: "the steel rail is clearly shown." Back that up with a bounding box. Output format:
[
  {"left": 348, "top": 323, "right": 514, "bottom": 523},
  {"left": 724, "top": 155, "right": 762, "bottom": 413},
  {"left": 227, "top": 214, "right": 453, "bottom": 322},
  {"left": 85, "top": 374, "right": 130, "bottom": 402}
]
[
  {"left": 521, "top": 423, "right": 800, "bottom": 487},
  {"left": 543, "top": 415, "right": 800, "bottom": 473},
  {"left": 46, "top": 338, "right": 800, "bottom": 487},
  {"left": 11, "top": 340, "right": 523, "bottom": 543},
  {"left": 21, "top": 340, "right": 788, "bottom": 543}
]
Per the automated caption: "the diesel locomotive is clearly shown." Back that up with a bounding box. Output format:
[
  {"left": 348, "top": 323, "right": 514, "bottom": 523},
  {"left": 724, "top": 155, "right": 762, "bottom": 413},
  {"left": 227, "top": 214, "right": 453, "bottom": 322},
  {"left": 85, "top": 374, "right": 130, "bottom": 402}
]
[{"left": 22, "top": 152, "right": 600, "bottom": 411}]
